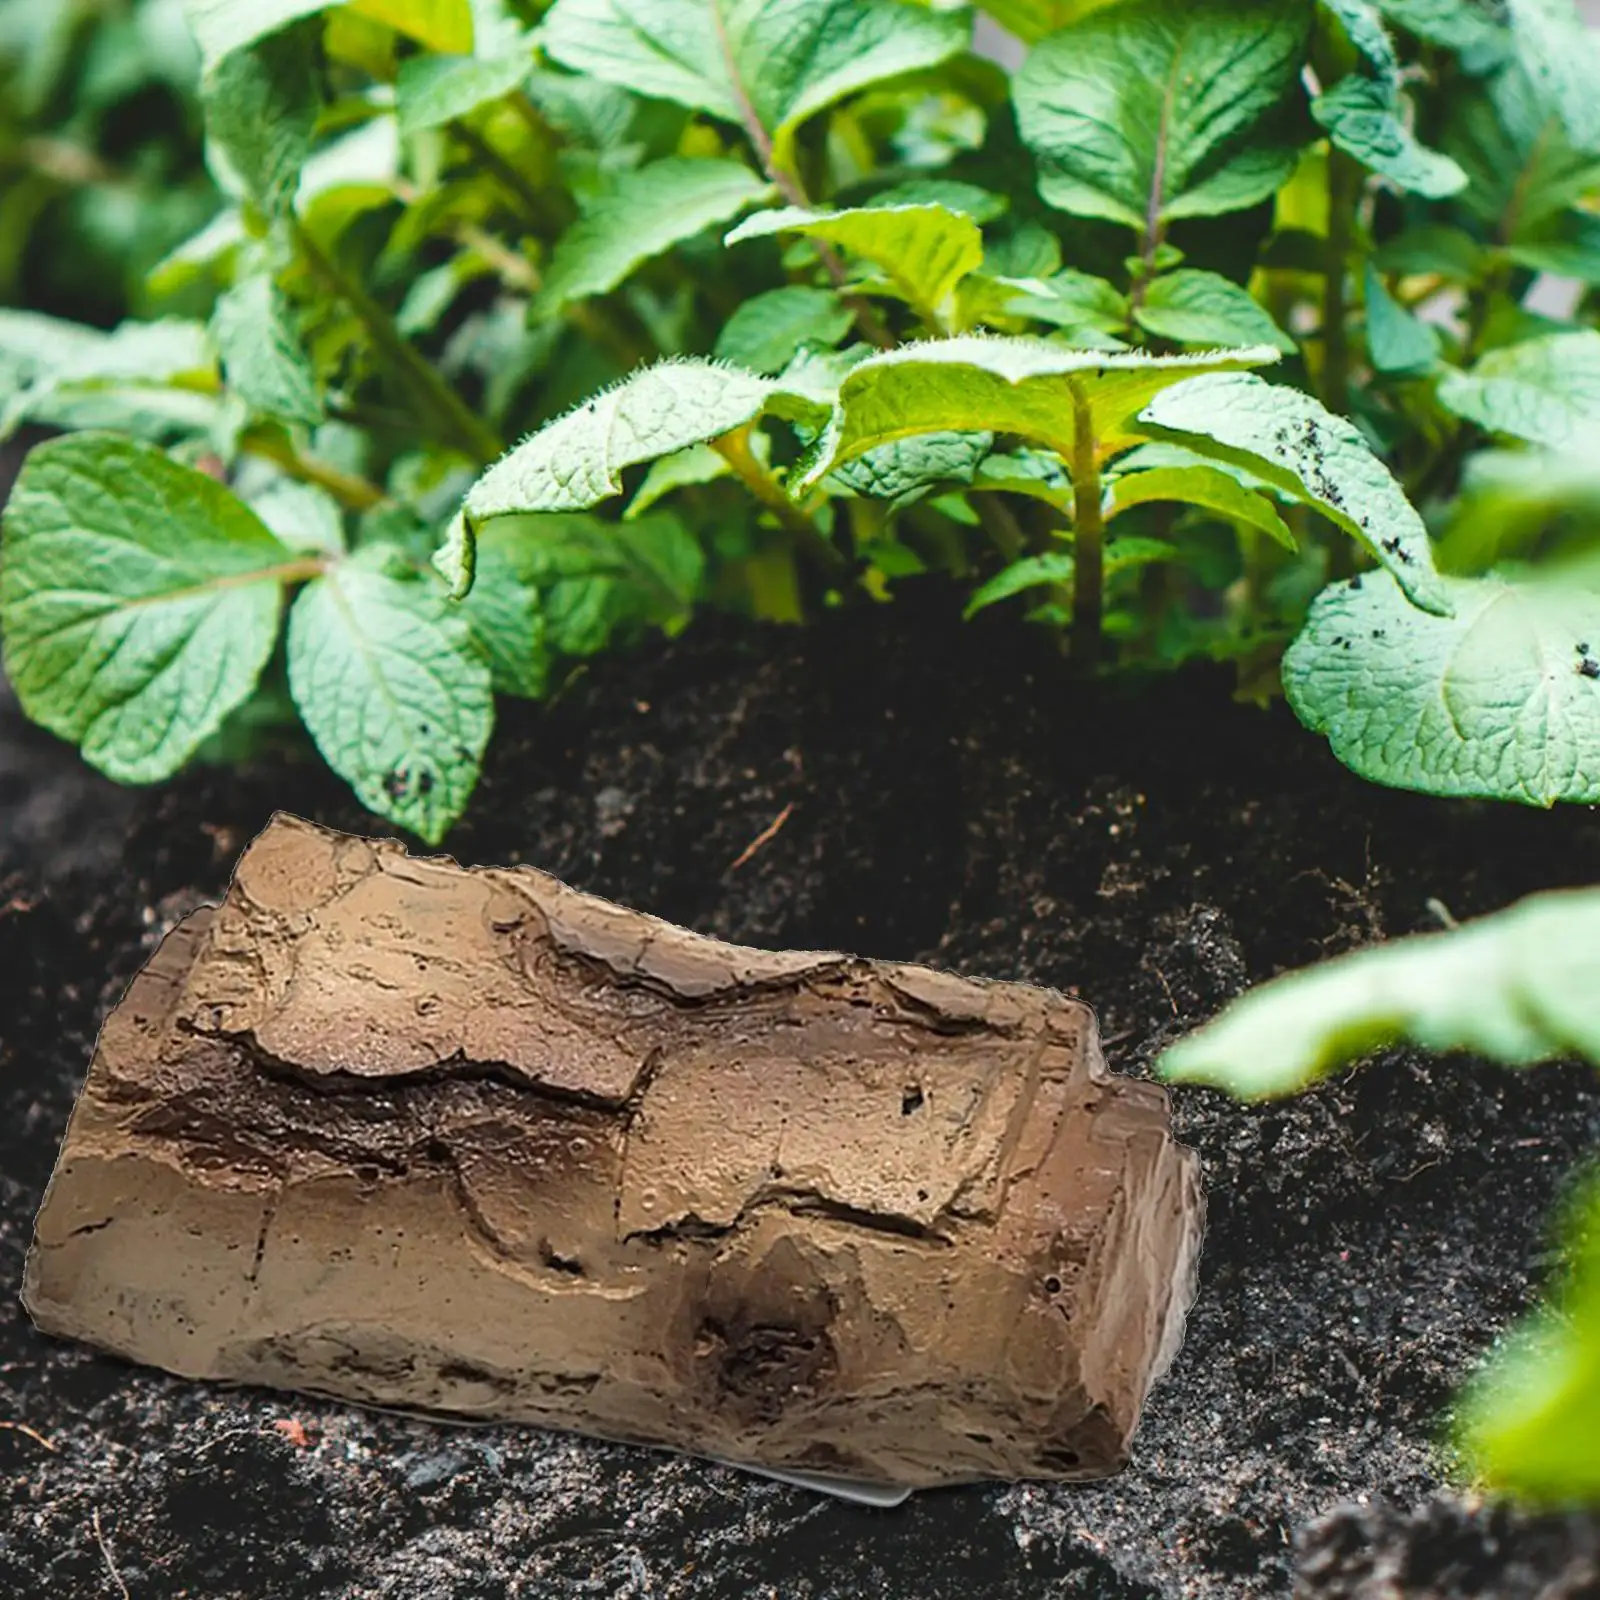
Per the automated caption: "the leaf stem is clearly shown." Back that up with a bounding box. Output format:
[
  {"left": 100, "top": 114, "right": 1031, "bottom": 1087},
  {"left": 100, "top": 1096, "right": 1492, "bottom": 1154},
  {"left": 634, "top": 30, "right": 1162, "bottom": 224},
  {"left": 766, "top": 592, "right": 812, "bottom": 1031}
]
[
  {"left": 241, "top": 429, "right": 388, "bottom": 511},
  {"left": 1321, "top": 147, "right": 1360, "bottom": 416},
  {"left": 712, "top": 427, "right": 847, "bottom": 577},
  {"left": 708, "top": 0, "right": 893, "bottom": 349},
  {"left": 1068, "top": 384, "right": 1104, "bottom": 671},
  {"left": 291, "top": 220, "right": 502, "bottom": 464}
]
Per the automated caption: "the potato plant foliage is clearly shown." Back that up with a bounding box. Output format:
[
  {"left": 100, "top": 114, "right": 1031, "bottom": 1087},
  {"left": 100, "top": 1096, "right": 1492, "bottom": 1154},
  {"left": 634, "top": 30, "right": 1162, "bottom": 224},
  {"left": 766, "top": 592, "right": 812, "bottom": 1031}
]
[{"left": 5, "top": 0, "right": 1600, "bottom": 841}]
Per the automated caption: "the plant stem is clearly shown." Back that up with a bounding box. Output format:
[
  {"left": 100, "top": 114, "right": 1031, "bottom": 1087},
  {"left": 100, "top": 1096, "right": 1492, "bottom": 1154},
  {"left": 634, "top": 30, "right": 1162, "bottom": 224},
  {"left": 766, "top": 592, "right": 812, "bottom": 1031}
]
[
  {"left": 291, "top": 220, "right": 502, "bottom": 464},
  {"left": 241, "top": 429, "right": 388, "bottom": 511},
  {"left": 1321, "top": 147, "right": 1360, "bottom": 416},
  {"left": 1068, "top": 383, "right": 1104, "bottom": 671},
  {"left": 708, "top": 0, "right": 893, "bottom": 349},
  {"left": 711, "top": 427, "right": 848, "bottom": 578}
]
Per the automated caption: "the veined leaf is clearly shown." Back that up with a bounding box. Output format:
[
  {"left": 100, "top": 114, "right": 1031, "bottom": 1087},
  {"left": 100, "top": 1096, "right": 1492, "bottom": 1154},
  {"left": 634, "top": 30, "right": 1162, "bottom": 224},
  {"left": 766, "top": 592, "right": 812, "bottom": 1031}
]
[
  {"left": 1460, "top": 1170, "right": 1600, "bottom": 1503},
  {"left": 1159, "top": 884, "right": 1600, "bottom": 1098},
  {"left": 540, "top": 158, "right": 773, "bottom": 317},
  {"left": 199, "top": 20, "right": 320, "bottom": 218},
  {"left": 1135, "top": 269, "right": 1295, "bottom": 353},
  {"left": 440, "top": 360, "right": 820, "bottom": 594},
  {"left": 1374, "top": 0, "right": 1510, "bottom": 60},
  {"left": 1139, "top": 371, "right": 1450, "bottom": 611},
  {"left": 466, "top": 360, "right": 810, "bottom": 520},
  {"left": 1508, "top": 0, "right": 1600, "bottom": 154},
  {"left": 1285, "top": 570, "right": 1600, "bottom": 805},
  {"left": 830, "top": 431, "right": 994, "bottom": 506},
  {"left": 799, "top": 337, "right": 1280, "bottom": 492},
  {"left": 540, "top": 0, "right": 968, "bottom": 162},
  {"left": 1, "top": 317, "right": 217, "bottom": 442},
  {"left": 0, "top": 433, "right": 292, "bottom": 783},
  {"left": 1312, "top": 76, "right": 1468, "bottom": 198},
  {"left": 1319, "top": 0, "right": 1401, "bottom": 87},
  {"left": 713, "top": 285, "right": 854, "bottom": 374},
  {"left": 966, "top": 551, "right": 1076, "bottom": 616},
  {"left": 1445, "top": 62, "right": 1600, "bottom": 239},
  {"left": 347, "top": 0, "right": 474, "bottom": 52},
  {"left": 1014, "top": 0, "right": 1310, "bottom": 230},
  {"left": 464, "top": 510, "right": 704, "bottom": 660},
  {"left": 1107, "top": 463, "right": 1295, "bottom": 548},
  {"left": 251, "top": 480, "right": 345, "bottom": 554},
  {"left": 287, "top": 555, "right": 492, "bottom": 842},
  {"left": 728, "top": 202, "right": 982, "bottom": 327},
  {"left": 210, "top": 274, "right": 323, "bottom": 426},
  {"left": 453, "top": 521, "right": 550, "bottom": 697},
  {"left": 1438, "top": 330, "right": 1600, "bottom": 451},
  {"left": 963, "top": 269, "right": 1130, "bottom": 338},
  {"left": 1364, "top": 264, "right": 1441, "bottom": 375},
  {"left": 395, "top": 47, "right": 534, "bottom": 136},
  {"left": 183, "top": 0, "right": 328, "bottom": 70},
  {"left": 626, "top": 443, "right": 734, "bottom": 519}
]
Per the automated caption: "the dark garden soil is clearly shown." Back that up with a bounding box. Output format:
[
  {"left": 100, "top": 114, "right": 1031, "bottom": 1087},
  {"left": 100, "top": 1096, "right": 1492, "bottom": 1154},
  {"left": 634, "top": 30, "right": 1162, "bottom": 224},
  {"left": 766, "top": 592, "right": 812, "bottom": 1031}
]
[{"left": 3, "top": 584, "right": 1599, "bottom": 1600}]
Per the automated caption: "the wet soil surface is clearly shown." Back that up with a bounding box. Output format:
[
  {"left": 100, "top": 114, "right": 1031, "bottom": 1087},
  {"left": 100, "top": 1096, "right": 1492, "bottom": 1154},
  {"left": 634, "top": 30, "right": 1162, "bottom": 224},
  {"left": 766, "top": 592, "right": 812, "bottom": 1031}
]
[{"left": 3, "top": 588, "right": 1599, "bottom": 1599}]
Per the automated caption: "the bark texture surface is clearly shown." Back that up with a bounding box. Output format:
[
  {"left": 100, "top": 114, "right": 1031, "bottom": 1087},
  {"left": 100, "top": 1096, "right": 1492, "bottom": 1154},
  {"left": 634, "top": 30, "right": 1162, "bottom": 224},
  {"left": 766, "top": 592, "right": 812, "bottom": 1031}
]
[{"left": 24, "top": 812, "right": 1202, "bottom": 1492}]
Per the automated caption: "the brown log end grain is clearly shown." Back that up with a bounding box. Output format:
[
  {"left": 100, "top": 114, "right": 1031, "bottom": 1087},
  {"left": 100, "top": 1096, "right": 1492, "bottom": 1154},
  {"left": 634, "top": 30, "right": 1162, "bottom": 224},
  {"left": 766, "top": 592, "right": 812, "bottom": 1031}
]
[{"left": 23, "top": 813, "right": 1204, "bottom": 1493}]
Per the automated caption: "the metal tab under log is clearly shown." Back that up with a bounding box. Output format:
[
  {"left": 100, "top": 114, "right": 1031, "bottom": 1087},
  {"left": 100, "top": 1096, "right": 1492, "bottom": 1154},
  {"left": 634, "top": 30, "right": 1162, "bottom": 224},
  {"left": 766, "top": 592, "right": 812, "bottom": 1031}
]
[{"left": 24, "top": 813, "right": 1204, "bottom": 1496}]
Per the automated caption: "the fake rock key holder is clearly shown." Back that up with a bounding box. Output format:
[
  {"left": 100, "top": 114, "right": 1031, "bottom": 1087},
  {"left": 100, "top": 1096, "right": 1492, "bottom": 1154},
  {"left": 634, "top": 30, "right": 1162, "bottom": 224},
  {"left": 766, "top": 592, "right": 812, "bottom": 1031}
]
[{"left": 24, "top": 814, "right": 1204, "bottom": 1502}]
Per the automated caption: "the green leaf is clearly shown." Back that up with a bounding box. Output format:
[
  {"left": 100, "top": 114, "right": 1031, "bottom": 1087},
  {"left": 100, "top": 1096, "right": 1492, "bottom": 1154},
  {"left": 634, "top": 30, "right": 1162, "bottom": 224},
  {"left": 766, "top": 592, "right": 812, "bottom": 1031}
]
[
  {"left": 867, "top": 178, "right": 1009, "bottom": 223},
  {"left": 540, "top": 0, "right": 968, "bottom": 158},
  {"left": 1445, "top": 62, "right": 1600, "bottom": 238},
  {"left": 1374, "top": 0, "right": 1510, "bottom": 60},
  {"left": 1014, "top": 0, "right": 1310, "bottom": 230},
  {"left": 799, "top": 336, "right": 1281, "bottom": 492},
  {"left": 453, "top": 522, "right": 550, "bottom": 697},
  {"left": 728, "top": 202, "right": 982, "bottom": 326},
  {"left": 1158, "top": 884, "right": 1600, "bottom": 1098},
  {"left": 199, "top": 20, "right": 320, "bottom": 216},
  {"left": 966, "top": 551, "right": 1076, "bottom": 616},
  {"left": 540, "top": 158, "right": 772, "bottom": 318},
  {"left": 1460, "top": 1169, "right": 1600, "bottom": 1503},
  {"left": 625, "top": 442, "right": 734, "bottom": 519},
  {"left": 1364, "top": 264, "right": 1441, "bottom": 375},
  {"left": 1311, "top": 76, "right": 1468, "bottom": 198},
  {"left": 251, "top": 480, "right": 346, "bottom": 554},
  {"left": 464, "top": 359, "right": 815, "bottom": 523},
  {"left": 1438, "top": 331, "right": 1600, "bottom": 451},
  {"left": 1505, "top": 208, "right": 1600, "bottom": 282},
  {"left": 1107, "top": 463, "right": 1295, "bottom": 548},
  {"left": 210, "top": 274, "right": 323, "bottom": 426},
  {"left": 287, "top": 557, "right": 492, "bottom": 842},
  {"left": 713, "top": 285, "right": 854, "bottom": 374},
  {"left": 978, "top": 0, "right": 1119, "bottom": 43},
  {"left": 1319, "top": 0, "right": 1401, "bottom": 86},
  {"left": 395, "top": 47, "right": 534, "bottom": 136},
  {"left": 467, "top": 511, "right": 704, "bottom": 658},
  {"left": 183, "top": 0, "right": 329, "bottom": 71},
  {"left": 0, "top": 433, "right": 291, "bottom": 783},
  {"left": 830, "top": 431, "right": 995, "bottom": 506},
  {"left": 347, "top": 0, "right": 474, "bottom": 52},
  {"left": 1508, "top": 0, "right": 1600, "bottom": 154},
  {"left": 1284, "top": 570, "right": 1600, "bottom": 806},
  {"left": 1139, "top": 371, "right": 1451, "bottom": 612},
  {"left": 1135, "top": 269, "right": 1295, "bottom": 353},
  {"left": 966, "top": 269, "right": 1130, "bottom": 337}
]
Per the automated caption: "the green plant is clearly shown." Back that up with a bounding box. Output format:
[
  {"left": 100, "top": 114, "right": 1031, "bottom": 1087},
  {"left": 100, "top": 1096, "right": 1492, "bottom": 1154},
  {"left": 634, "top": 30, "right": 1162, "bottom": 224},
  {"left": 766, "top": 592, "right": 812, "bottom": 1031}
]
[
  {"left": 1158, "top": 888, "right": 1600, "bottom": 1503},
  {"left": 5, "top": 0, "right": 1600, "bottom": 842}
]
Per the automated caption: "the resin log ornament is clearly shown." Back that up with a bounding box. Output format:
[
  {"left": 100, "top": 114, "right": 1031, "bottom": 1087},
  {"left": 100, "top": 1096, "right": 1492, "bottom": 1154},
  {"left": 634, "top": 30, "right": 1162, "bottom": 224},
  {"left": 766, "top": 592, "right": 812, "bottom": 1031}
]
[{"left": 24, "top": 815, "right": 1204, "bottom": 1502}]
